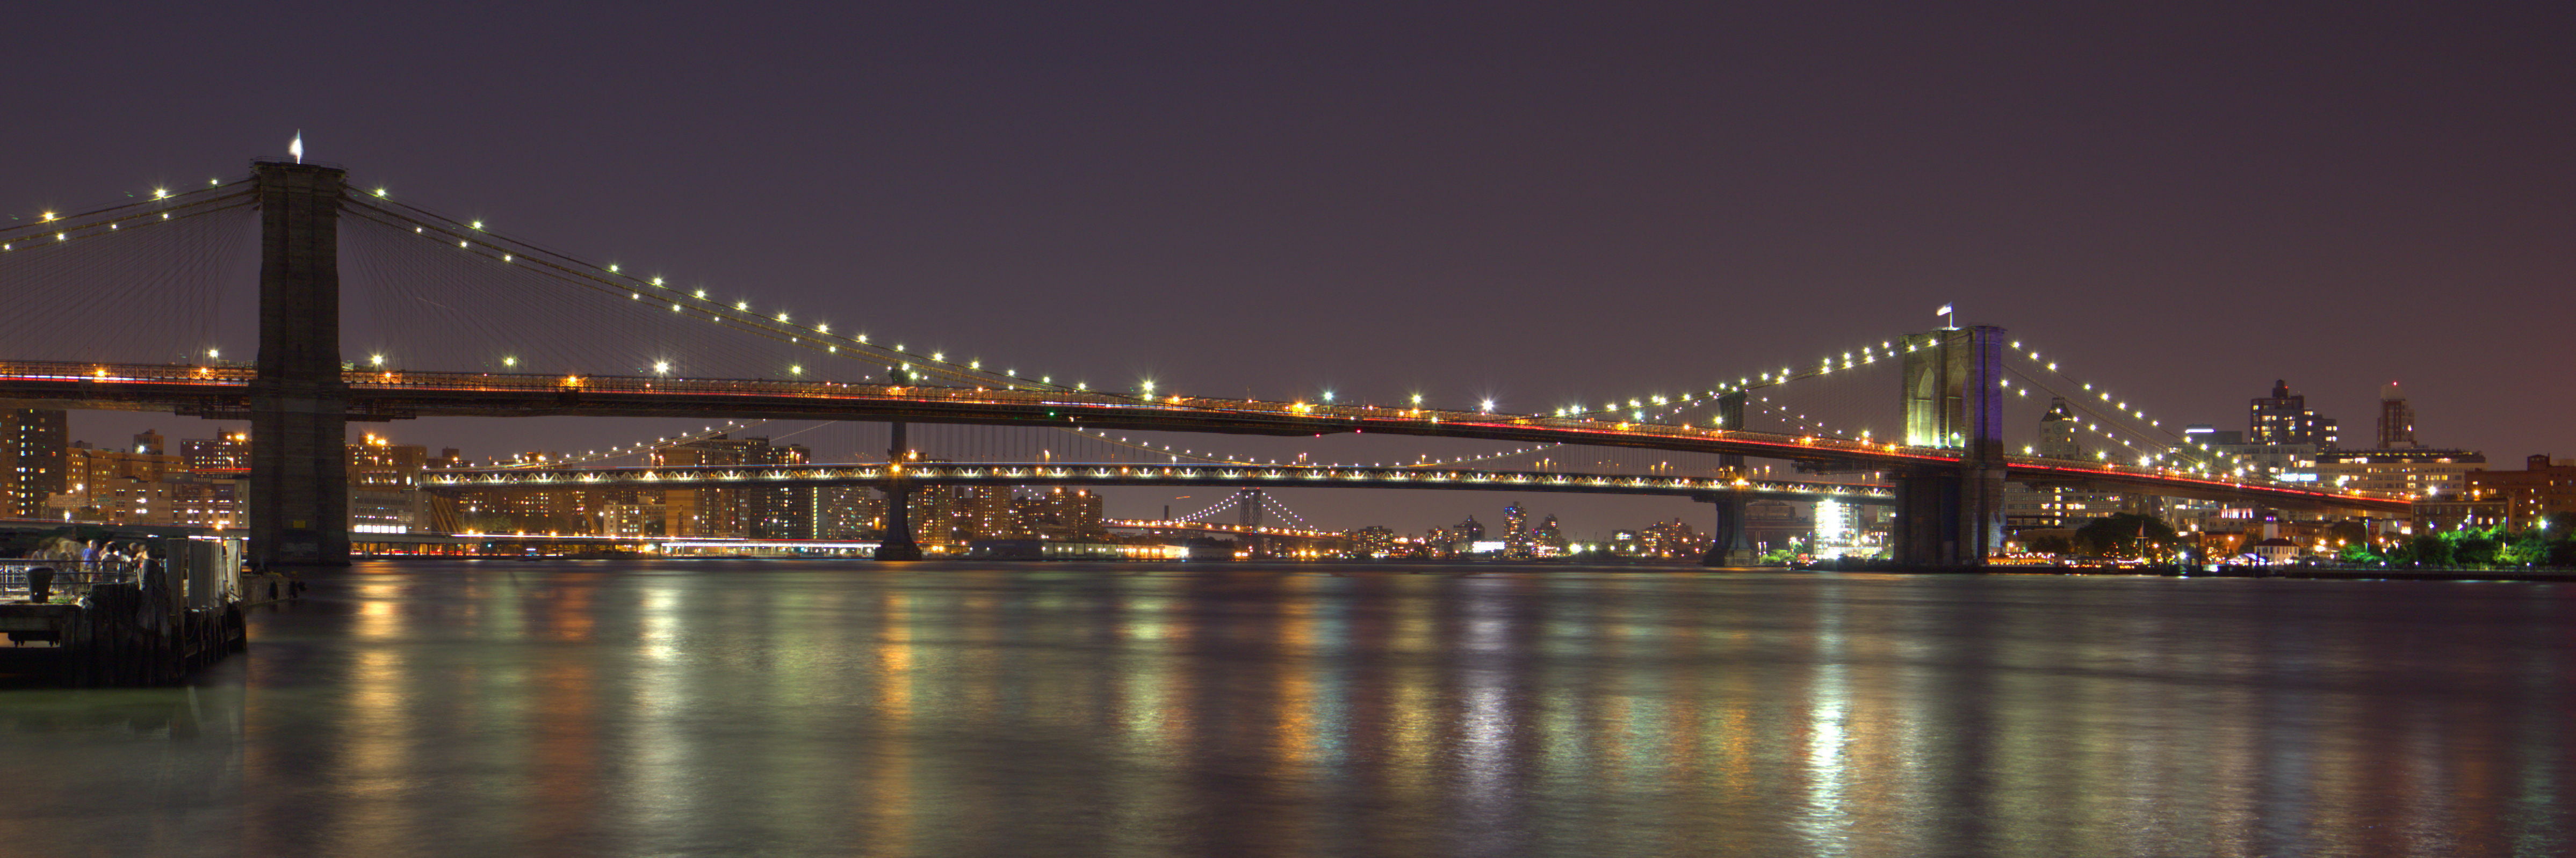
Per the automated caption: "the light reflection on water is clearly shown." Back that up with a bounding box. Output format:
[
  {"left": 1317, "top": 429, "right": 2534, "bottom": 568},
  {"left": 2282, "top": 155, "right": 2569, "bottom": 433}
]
[{"left": 0, "top": 561, "right": 2572, "bottom": 856}]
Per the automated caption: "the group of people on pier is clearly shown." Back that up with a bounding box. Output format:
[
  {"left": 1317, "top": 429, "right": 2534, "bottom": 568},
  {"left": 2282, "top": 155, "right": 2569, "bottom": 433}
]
[{"left": 10, "top": 537, "right": 155, "bottom": 604}]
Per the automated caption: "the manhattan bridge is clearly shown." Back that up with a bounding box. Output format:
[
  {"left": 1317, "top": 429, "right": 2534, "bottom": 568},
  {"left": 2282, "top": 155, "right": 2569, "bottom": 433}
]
[{"left": 0, "top": 160, "right": 2402, "bottom": 568}]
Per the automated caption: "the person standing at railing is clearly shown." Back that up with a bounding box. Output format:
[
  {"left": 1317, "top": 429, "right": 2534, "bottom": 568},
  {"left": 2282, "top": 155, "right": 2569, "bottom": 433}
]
[{"left": 107, "top": 543, "right": 140, "bottom": 584}]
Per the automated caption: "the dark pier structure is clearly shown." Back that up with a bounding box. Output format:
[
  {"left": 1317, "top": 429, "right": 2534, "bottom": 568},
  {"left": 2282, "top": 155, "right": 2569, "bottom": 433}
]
[{"left": 0, "top": 536, "right": 252, "bottom": 686}]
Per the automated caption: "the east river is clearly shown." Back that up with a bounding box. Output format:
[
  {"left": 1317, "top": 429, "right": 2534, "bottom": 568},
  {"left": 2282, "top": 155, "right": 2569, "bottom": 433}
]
[{"left": 2, "top": 561, "right": 2571, "bottom": 856}]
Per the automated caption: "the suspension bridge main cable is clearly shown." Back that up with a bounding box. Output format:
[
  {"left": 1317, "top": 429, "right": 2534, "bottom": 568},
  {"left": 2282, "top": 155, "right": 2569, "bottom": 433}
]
[
  {"left": 0, "top": 180, "right": 260, "bottom": 364},
  {"left": 344, "top": 194, "right": 1073, "bottom": 392}
]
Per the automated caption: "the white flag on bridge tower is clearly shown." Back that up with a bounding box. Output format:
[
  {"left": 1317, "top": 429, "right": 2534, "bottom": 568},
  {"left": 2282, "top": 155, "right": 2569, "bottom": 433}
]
[
  {"left": 1936, "top": 303, "right": 1952, "bottom": 317},
  {"left": 289, "top": 132, "right": 303, "bottom": 164}
]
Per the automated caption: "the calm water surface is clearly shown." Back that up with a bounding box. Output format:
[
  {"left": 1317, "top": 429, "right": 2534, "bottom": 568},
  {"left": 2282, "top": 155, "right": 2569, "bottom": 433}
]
[{"left": 2, "top": 561, "right": 2572, "bottom": 856}]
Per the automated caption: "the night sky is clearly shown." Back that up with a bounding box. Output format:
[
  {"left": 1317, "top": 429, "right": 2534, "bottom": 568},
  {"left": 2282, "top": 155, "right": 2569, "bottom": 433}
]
[{"left": 9, "top": 3, "right": 2571, "bottom": 534}]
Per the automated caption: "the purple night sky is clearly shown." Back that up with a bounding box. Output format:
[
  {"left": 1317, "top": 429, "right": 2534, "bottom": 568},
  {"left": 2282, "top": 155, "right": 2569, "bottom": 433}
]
[{"left": 6, "top": 3, "right": 2570, "bottom": 535}]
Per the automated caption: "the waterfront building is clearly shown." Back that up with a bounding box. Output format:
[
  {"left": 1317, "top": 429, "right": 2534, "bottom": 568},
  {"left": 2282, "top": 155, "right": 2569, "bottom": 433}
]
[
  {"left": 1019, "top": 488, "right": 1106, "bottom": 541},
  {"left": 66, "top": 441, "right": 183, "bottom": 488},
  {"left": 2, "top": 408, "right": 67, "bottom": 518},
  {"left": 168, "top": 476, "right": 243, "bottom": 529},
  {"left": 724, "top": 437, "right": 811, "bottom": 540},
  {"left": 454, "top": 487, "right": 636, "bottom": 535},
  {"left": 1346, "top": 525, "right": 1397, "bottom": 557},
  {"left": 1641, "top": 519, "right": 1703, "bottom": 557},
  {"left": 2314, "top": 448, "right": 2484, "bottom": 499},
  {"left": 649, "top": 434, "right": 809, "bottom": 538},
  {"left": 47, "top": 473, "right": 172, "bottom": 525},
  {"left": 2410, "top": 493, "right": 2502, "bottom": 532},
  {"left": 182, "top": 430, "right": 249, "bottom": 476},
  {"left": 1814, "top": 499, "right": 1854, "bottom": 551},
  {"left": 349, "top": 435, "right": 434, "bottom": 535},
  {"left": 349, "top": 441, "right": 434, "bottom": 532},
  {"left": 2456, "top": 455, "right": 2576, "bottom": 531},
  {"left": 1503, "top": 502, "right": 1530, "bottom": 556},
  {"left": 810, "top": 486, "right": 882, "bottom": 540},
  {"left": 906, "top": 483, "right": 966, "bottom": 549},
  {"left": 352, "top": 487, "right": 426, "bottom": 534},
  {"left": 961, "top": 485, "right": 1023, "bottom": 540},
  {"left": 597, "top": 500, "right": 664, "bottom": 537},
  {"left": 49, "top": 440, "right": 187, "bottom": 525},
  {"left": 651, "top": 439, "right": 739, "bottom": 537},
  {"left": 1533, "top": 514, "right": 1565, "bottom": 552},
  {"left": 350, "top": 434, "right": 429, "bottom": 488}
]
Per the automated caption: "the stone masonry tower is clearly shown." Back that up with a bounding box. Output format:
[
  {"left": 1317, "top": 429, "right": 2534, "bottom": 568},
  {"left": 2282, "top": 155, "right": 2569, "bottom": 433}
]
[{"left": 248, "top": 161, "right": 351, "bottom": 567}]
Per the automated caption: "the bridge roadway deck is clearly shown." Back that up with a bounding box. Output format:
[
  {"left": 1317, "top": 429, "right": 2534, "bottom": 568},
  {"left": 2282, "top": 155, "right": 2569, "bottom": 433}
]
[
  {"left": 0, "top": 360, "right": 2407, "bottom": 514},
  {"left": 423, "top": 462, "right": 1899, "bottom": 503}
]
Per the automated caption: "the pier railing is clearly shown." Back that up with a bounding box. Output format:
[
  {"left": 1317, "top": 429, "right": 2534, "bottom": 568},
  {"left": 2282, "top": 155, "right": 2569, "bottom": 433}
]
[{"left": 0, "top": 560, "right": 140, "bottom": 602}]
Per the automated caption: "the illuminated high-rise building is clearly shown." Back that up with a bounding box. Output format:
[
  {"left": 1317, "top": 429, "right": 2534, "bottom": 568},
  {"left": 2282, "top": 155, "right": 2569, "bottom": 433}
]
[
  {"left": 651, "top": 434, "right": 810, "bottom": 538},
  {"left": 2377, "top": 382, "right": 2416, "bottom": 449},
  {"left": 960, "top": 485, "right": 1022, "bottom": 540},
  {"left": 1533, "top": 514, "right": 1565, "bottom": 551},
  {"left": 810, "top": 486, "right": 883, "bottom": 539},
  {"left": 1641, "top": 519, "right": 1701, "bottom": 557},
  {"left": 1, "top": 409, "right": 67, "bottom": 518},
  {"left": 1020, "top": 488, "right": 1106, "bottom": 541},
  {"left": 349, "top": 433, "right": 429, "bottom": 488},
  {"left": 2250, "top": 380, "right": 2337, "bottom": 447},
  {"left": 2038, "top": 397, "right": 2081, "bottom": 460},
  {"left": 907, "top": 483, "right": 966, "bottom": 548},
  {"left": 1346, "top": 526, "right": 1397, "bottom": 557},
  {"left": 2006, "top": 397, "right": 2125, "bottom": 530},
  {"left": 183, "top": 430, "right": 250, "bottom": 475}
]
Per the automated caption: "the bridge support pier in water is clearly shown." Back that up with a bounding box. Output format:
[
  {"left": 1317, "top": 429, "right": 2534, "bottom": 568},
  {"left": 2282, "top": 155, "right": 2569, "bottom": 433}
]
[
  {"left": 1695, "top": 492, "right": 1756, "bottom": 566},
  {"left": 1890, "top": 324, "right": 2008, "bottom": 566},
  {"left": 1890, "top": 467, "right": 2007, "bottom": 566},
  {"left": 1699, "top": 392, "right": 1755, "bottom": 566},
  {"left": 874, "top": 415, "right": 924, "bottom": 561},
  {"left": 248, "top": 161, "right": 351, "bottom": 569}
]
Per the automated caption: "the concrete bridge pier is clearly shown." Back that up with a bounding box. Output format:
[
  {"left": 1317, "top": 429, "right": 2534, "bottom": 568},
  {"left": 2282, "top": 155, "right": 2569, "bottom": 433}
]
[
  {"left": 1695, "top": 491, "right": 1756, "bottom": 566},
  {"left": 874, "top": 415, "right": 924, "bottom": 561},
  {"left": 1890, "top": 466, "right": 2007, "bottom": 566},
  {"left": 1700, "top": 390, "right": 1755, "bottom": 566},
  {"left": 248, "top": 161, "right": 351, "bottom": 569}
]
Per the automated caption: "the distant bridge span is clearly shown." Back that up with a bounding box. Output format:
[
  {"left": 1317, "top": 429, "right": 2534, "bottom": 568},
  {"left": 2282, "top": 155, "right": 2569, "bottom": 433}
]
[{"left": 421, "top": 461, "right": 1900, "bottom": 505}]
